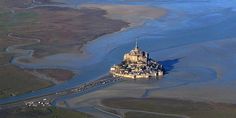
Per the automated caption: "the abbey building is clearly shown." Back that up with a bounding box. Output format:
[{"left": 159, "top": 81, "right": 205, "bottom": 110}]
[{"left": 110, "top": 41, "right": 164, "bottom": 79}]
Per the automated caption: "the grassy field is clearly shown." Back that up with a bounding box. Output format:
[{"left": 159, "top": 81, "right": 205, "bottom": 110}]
[
  {"left": 0, "top": 106, "right": 92, "bottom": 118},
  {"left": 36, "top": 69, "right": 75, "bottom": 82},
  {"left": 0, "top": 0, "right": 129, "bottom": 58},
  {"left": 0, "top": 0, "right": 32, "bottom": 8},
  {"left": 20, "top": 6, "right": 128, "bottom": 57},
  {"left": 125, "top": 112, "right": 178, "bottom": 118},
  {"left": 0, "top": 0, "right": 128, "bottom": 99},
  {"left": 0, "top": 40, "right": 53, "bottom": 99},
  {"left": 0, "top": 65, "right": 52, "bottom": 98},
  {"left": 0, "top": 7, "right": 52, "bottom": 98},
  {"left": 0, "top": 11, "right": 37, "bottom": 32},
  {"left": 0, "top": 53, "right": 13, "bottom": 65},
  {"left": 102, "top": 98, "right": 236, "bottom": 118}
]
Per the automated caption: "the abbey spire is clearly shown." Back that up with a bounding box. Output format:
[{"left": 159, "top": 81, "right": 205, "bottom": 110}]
[
  {"left": 135, "top": 39, "right": 138, "bottom": 49},
  {"left": 110, "top": 39, "right": 164, "bottom": 79}
]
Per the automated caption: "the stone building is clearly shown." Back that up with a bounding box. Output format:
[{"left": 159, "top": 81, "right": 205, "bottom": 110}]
[
  {"left": 123, "top": 41, "right": 149, "bottom": 64},
  {"left": 110, "top": 40, "right": 164, "bottom": 79}
]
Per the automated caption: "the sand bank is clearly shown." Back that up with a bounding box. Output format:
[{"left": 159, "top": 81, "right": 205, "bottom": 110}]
[
  {"left": 147, "top": 37, "right": 236, "bottom": 103},
  {"left": 81, "top": 4, "right": 167, "bottom": 26},
  {"left": 28, "top": 69, "right": 75, "bottom": 84}
]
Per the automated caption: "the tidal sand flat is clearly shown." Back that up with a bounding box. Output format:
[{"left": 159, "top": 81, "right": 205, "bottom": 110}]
[
  {"left": 2, "top": 0, "right": 236, "bottom": 118},
  {"left": 147, "top": 38, "right": 236, "bottom": 103},
  {"left": 81, "top": 4, "right": 167, "bottom": 26},
  {"left": 53, "top": 1, "right": 236, "bottom": 117}
]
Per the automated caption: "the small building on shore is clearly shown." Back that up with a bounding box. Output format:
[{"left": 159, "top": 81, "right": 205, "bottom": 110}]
[{"left": 110, "top": 41, "right": 164, "bottom": 79}]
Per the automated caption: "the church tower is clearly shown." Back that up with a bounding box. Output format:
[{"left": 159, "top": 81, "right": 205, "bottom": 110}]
[{"left": 110, "top": 38, "right": 165, "bottom": 79}]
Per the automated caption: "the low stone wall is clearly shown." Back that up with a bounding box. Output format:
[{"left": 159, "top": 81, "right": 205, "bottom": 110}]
[{"left": 111, "top": 72, "right": 150, "bottom": 79}]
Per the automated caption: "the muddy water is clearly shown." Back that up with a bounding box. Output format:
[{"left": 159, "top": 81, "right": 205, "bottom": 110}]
[{"left": 1, "top": 0, "right": 236, "bottom": 104}]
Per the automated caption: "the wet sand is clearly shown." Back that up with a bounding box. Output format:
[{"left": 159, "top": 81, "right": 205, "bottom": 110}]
[
  {"left": 63, "top": 37, "right": 236, "bottom": 103},
  {"left": 56, "top": 37, "right": 236, "bottom": 117},
  {"left": 81, "top": 4, "right": 167, "bottom": 26},
  {"left": 147, "top": 37, "right": 236, "bottom": 103},
  {"left": 2, "top": 1, "right": 236, "bottom": 118}
]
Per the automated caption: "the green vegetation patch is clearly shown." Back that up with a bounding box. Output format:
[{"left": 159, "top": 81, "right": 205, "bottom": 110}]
[
  {"left": 0, "top": 53, "right": 13, "bottom": 65},
  {"left": 0, "top": 65, "right": 52, "bottom": 98},
  {"left": 37, "top": 69, "right": 75, "bottom": 82},
  {"left": 125, "top": 112, "right": 178, "bottom": 118},
  {"left": 102, "top": 98, "right": 236, "bottom": 118},
  {"left": 0, "top": 106, "right": 92, "bottom": 118},
  {"left": 0, "top": 0, "right": 33, "bottom": 9},
  {"left": 0, "top": 10, "right": 38, "bottom": 35}
]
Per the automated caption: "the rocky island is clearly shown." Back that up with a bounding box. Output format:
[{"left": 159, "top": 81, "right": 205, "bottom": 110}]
[{"left": 110, "top": 41, "right": 164, "bottom": 79}]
